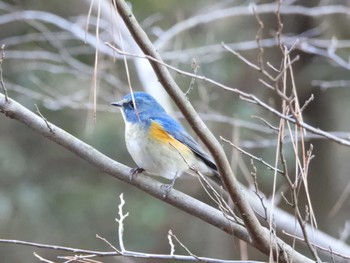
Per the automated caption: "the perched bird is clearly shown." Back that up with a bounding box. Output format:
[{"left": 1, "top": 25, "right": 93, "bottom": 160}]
[{"left": 111, "top": 92, "right": 221, "bottom": 188}]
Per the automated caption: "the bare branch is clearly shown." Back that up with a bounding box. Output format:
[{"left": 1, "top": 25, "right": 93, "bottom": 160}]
[
  {"left": 283, "top": 231, "right": 350, "bottom": 261},
  {"left": 116, "top": 193, "right": 128, "bottom": 252},
  {"left": 34, "top": 104, "right": 55, "bottom": 134},
  {"left": 220, "top": 136, "right": 283, "bottom": 174},
  {"left": 33, "top": 252, "right": 54, "bottom": 263},
  {"left": 0, "top": 93, "right": 250, "bottom": 245},
  {"left": 1, "top": 93, "right": 349, "bottom": 261},
  {"left": 0, "top": 10, "right": 113, "bottom": 56},
  {"left": 3, "top": 238, "right": 257, "bottom": 262}
]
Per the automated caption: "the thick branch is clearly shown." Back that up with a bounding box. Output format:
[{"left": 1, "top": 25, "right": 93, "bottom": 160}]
[
  {"left": 0, "top": 93, "right": 249, "bottom": 245},
  {"left": 0, "top": 94, "right": 329, "bottom": 263}
]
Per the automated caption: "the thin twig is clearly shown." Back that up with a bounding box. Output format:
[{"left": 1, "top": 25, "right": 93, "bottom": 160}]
[
  {"left": 0, "top": 238, "right": 257, "bottom": 262},
  {"left": 168, "top": 141, "right": 241, "bottom": 225},
  {"left": 252, "top": 5, "right": 265, "bottom": 71},
  {"left": 251, "top": 116, "right": 279, "bottom": 132},
  {"left": 282, "top": 231, "right": 350, "bottom": 261},
  {"left": 115, "top": 193, "right": 129, "bottom": 252},
  {"left": 34, "top": 104, "right": 55, "bottom": 134},
  {"left": 96, "top": 235, "right": 120, "bottom": 253},
  {"left": 33, "top": 252, "right": 55, "bottom": 263},
  {"left": 92, "top": 0, "right": 101, "bottom": 124},
  {"left": 300, "top": 94, "right": 314, "bottom": 113},
  {"left": 250, "top": 159, "right": 268, "bottom": 221},
  {"left": 167, "top": 230, "right": 175, "bottom": 256},
  {"left": 0, "top": 44, "right": 8, "bottom": 102},
  {"left": 0, "top": 239, "right": 115, "bottom": 256},
  {"left": 275, "top": 0, "right": 284, "bottom": 50},
  {"left": 220, "top": 136, "right": 283, "bottom": 174},
  {"left": 185, "top": 58, "right": 199, "bottom": 96},
  {"left": 59, "top": 254, "right": 101, "bottom": 262},
  {"left": 328, "top": 181, "right": 350, "bottom": 218},
  {"left": 195, "top": 168, "right": 243, "bottom": 226},
  {"left": 168, "top": 231, "right": 201, "bottom": 261}
]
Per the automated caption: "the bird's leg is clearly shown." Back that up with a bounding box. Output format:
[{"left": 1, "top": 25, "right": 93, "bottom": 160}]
[
  {"left": 161, "top": 172, "right": 179, "bottom": 198},
  {"left": 130, "top": 167, "right": 145, "bottom": 182}
]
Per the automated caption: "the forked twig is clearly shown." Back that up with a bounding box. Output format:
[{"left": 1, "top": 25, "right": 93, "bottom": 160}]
[{"left": 35, "top": 104, "right": 55, "bottom": 134}]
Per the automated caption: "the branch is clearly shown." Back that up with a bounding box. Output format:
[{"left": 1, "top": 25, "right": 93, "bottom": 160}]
[
  {"left": 2, "top": 92, "right": 349, "bottom": 261},
  {"left": 0, "top": 92, "right": 249, "bottom": 245},
  {"left": 220, "top": 136, "right": 283, "bottom": 175},
  {"left": 0, "top": 10, "right": 113, "bottom": 56},
  {"left": 0, "top": 238, "right": 263, "bottom": 263}
]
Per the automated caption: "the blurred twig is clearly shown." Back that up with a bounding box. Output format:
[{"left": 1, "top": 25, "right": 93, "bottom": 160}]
[
  {"left": 154, "top": 2, "right": 350, "bottom": 50},
  {"left": 0, "top": 44, "right": 8, "bottom": 101},
  {"left": 220, "top": 136, "right": 283, "bottom": 174}
]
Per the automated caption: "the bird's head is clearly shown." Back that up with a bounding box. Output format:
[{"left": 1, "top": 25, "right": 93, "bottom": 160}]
[{"left": 111, "top": 92, "right": 166, "bottom": 123}]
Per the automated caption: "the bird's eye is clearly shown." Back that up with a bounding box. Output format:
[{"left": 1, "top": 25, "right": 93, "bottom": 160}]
[{"left": 128, "top": 101, "right": 134, "bottom": 108}]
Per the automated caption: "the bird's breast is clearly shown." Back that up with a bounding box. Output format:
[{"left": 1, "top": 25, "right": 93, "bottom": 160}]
[
  {"left": 124, "top": 121, "right": 148, "bottom": 156},
  {"left": 123, "top": 120, "right": 195, "bottom": 179}
]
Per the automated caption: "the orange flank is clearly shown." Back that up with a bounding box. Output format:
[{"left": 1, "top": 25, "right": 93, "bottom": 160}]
[{"left": 149, "top": 121, "right": 191, "bottom": 155}]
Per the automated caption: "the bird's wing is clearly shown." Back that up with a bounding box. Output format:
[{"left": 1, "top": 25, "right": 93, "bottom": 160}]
[{"left": 150, "top": 115, "right": 217, "bottom": 171}]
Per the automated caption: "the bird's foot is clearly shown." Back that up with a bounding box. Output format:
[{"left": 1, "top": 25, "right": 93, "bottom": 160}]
[
  {"left": 161, "top": 173, "right": 178, "bottom": 198},
  {"left": 130, "top": 167, "right": 145, "bottom": 183},
  {"left": 161, "top": 183, "right": 173, "bottom": 199}
]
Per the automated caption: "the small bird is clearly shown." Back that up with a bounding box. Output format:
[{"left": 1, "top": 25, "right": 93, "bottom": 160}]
[{"left": 111, "top": 92, "right": 221, "bottom": 188}]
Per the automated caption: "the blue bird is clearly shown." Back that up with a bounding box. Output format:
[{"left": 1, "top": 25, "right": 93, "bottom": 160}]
[{"left": 112, "top": 92, "right": 221, "bottom": 188}]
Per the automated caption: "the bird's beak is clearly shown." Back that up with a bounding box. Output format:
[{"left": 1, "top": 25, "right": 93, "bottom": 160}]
[{"left": 111, "top": 100, "right": 124, "bottom": 107}]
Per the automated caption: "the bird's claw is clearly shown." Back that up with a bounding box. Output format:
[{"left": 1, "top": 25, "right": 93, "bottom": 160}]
[
  {"left": 161, "top": 183, "right": 173, "bottom": 199},
  {"left": 161, "top": 173, "right": 179, "bottom": 198},
  {"left": 130, "top": 167, "right": 145, "bottom": 182}
]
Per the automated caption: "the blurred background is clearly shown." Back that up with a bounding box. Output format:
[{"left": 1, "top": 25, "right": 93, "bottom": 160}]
[{"left": 0, "top": 0, "right": 350, "bottom": 262}]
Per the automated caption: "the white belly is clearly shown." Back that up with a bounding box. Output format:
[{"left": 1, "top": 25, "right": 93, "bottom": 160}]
[{"left": 124, "top": 122, "right": 196, "bottom": 180}]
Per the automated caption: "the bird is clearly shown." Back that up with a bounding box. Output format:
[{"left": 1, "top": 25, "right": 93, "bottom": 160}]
[{"left": 111, "top": 92, "right": 222, "bottom": 189}]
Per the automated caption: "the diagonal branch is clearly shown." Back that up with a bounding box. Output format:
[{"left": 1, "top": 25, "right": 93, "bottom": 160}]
[
  {"left": 111, "top": 1, "right": 313, "bottom": 262},
  {"left": 112, "top": 0, "right": 263, "bottom": 246}
]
